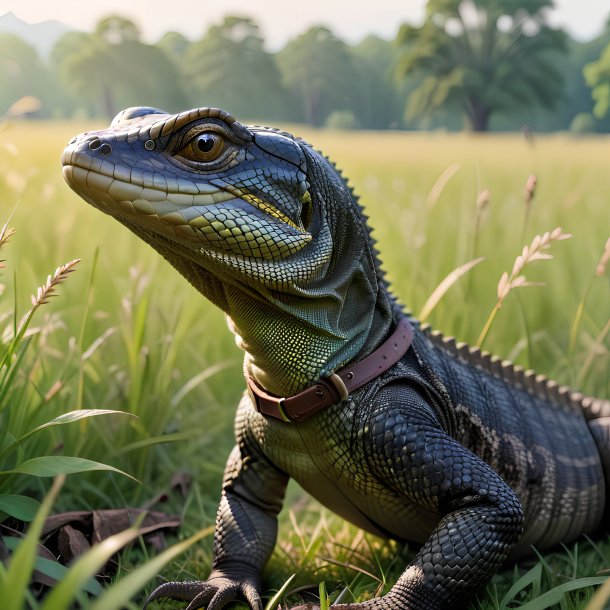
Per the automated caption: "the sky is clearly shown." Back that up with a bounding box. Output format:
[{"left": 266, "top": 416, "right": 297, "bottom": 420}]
[{"left": 1, "top": 0, "right": 608, "bottom": 48}]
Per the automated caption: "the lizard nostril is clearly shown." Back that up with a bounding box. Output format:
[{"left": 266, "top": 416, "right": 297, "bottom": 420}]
[
  {"left": 88, "top": 138, "right": 102, "bottom": 150},
  {"left": 100, "top": 143, "right": 113, "bottom": 156}
]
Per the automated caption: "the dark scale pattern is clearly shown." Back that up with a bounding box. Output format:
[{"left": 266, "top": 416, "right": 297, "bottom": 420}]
[
  {"left": 411, "top": 332, "right": 606, "bottom": 553},
  {"left": 61, "top": 107, "right": 609, "bottom": 610},
  {"left": 358, "top": 383, "right": 524, "bottom": 605}
]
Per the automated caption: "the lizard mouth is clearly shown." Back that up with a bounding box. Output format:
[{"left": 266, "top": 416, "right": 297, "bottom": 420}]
[{"left": 62, "top": 152, "right": 312, "bottom": 261}]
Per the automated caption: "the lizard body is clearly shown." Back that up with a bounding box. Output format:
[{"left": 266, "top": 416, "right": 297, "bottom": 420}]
[{"left": 61, "top": 106, "right": 610, "bottom": 610}]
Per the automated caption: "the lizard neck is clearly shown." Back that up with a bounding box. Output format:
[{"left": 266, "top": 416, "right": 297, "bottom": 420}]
[{"left": 223, "top": 276, "right": 395, "bottom": 397}]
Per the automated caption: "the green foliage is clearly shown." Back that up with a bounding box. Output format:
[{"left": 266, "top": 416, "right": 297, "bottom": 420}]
[
  {"left": 0, "top": 34, "right": 48, "bottom": 117},
  {"left": 1, "top": 11, "right": 610, "bottom": 129},
  {"left": 349, "top": 36, "right": 412, "bottom": 130},
  {"left": 156, "top": 31, "right": 191, "bottom": 65},
  {"left": 584, "top": 43, "right": 610, "bottom": 118},
  {"left": 95, "top": 16, "right": 140, "bottom": 44},
  {"left": 398, "top": 0, "right": 567, "bottom": 131},
  {"left": 490, "top": 561, "right": 608, "bottom": 609},
  {"left": 325, "top": 110, "right": 361, "bottom": 130},
  {"left": 570, "top": 113, "right": 596, "bottom": 134},
  {"left": 52, "top": 17, "right": 187, "bottom": 119},
  {"left": 184, "top": 16, "right": 289, "bottom": 121},
  {"left": 276, "top": 27, "right": 362, "bottom": 126},
  {"left": 0, "top": 236, "right": 137, "bottom": 516}
]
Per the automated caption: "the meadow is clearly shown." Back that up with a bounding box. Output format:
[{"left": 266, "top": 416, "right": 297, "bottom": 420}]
[{"left": 0, "top": 120, "right": 609, "bottom": 609}]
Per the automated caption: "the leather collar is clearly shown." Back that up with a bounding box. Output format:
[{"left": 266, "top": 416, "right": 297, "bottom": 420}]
[{"left": 247, "top": 318, "right": 414, "bottom": 423}]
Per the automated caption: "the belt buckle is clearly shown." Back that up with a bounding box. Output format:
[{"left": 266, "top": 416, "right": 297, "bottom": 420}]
[
  {"left": 325, "top": 372, "right": 349, "bottom": 402},
  {"left": 277, "top": 398, "right": 292, "bottom": 423}
]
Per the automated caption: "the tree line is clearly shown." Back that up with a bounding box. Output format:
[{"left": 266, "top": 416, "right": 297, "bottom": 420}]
[{"left": 3, "top": 1, "right": 610, "bottom": 132}]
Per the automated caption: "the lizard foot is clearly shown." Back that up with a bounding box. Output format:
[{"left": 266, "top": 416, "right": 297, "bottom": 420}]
[{"left": 145, "top": 572, "right": 262, "bottom": 610}]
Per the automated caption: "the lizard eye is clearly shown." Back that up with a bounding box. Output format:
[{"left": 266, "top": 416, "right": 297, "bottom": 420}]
[{"left": 180, "top": 132, "right": 225, "bottom": 162}]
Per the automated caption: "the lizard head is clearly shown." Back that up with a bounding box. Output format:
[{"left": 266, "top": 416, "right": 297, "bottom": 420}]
[
  {"left": 61, "top": 106, "right": 326, "bottom": 286},
  {"left": 62, "top": 106, "right": 394, "bottom": 392}
]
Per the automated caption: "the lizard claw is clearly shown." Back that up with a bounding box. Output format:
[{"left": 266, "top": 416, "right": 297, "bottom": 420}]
[
  {"left": 144, "top": 581, "right": 211, "bottom": 608},
  {"left": 145, "top": 573, "right": 262, "bottom": 610}
]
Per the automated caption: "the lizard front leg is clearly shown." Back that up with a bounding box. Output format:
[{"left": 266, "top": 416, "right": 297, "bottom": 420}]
[
  {"left": 146, "top": 442, "right": 289, "bottom": 610},
  {"left": 293, "top": 384, "right": 524, "bottom": 610}
]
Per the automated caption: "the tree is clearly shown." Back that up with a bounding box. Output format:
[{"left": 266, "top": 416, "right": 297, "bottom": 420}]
[
  {"left": 52, "top": 30, "right": 120, "bottom": 118},
  {"left": 584, "top": 40, "right": 610, "bottom": 120},
  {"left": 276, "top": 26, "right": 361, "bottom": 126},
  {"left": 157, "top": 31, "right": 191, "bottom": 66},
  {"left": 350, "top": 36, "right": 410, "bottom": 130},
  {"left": 0, "top": 34, "right": 49, "bottom": 116},
  {"left": 398, "top": 0, "right": 567, "bottom": 131},
  {"left": 185, "top": 16, "right": 289, "bottom": 121},
  {"left": 52, "top": 16, "right": 187, "bottom": 119}
]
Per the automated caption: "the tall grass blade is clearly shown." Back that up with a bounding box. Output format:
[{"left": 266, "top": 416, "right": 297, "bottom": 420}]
[
  {"left": 578, "top": 316, "right": 610, "bottom": 386},
  {"left": 0, "top": 475, "right": 64, "bottom": 608},
  {"left": 585, "top": 575, "right": 610, "bottom": 610},
  {"left": 170, "top": 360, "right": 235, "bottom": 408},
  {"left": 499, "top": 564, "right": 542, "bottom": 608},
  {"left": 516, "top": 577, "right": 607, "bottom": 610},
  {"left": 0, "top": 494, "right": 40, "bottom": 521},
  {"left": 318, "top": 556, "right": 382, "bottom": 583},
  {"left": 264, "top": 574, "right": 296, "bottom": 610},
  {"left": 114, "top": 430, "right": 202, "bottom": 455},
  {"left": 88, "top": 524, "right": 214, "bottom": 610},
  {"left": 319, "top": 580, "right": 329, "bottom": 610},
  {"left": 0, "top": 409, "right": 134, "bottom": 461},
  {"left": 569, "top": 237, "right": 610, "bottom": 355},
  {"left": 76, "top": 248, "right": 100, "bottom": 409},
  {"left": 425, "top": 163, "right": 460, "bottom": 209},
  {"left": 472, "top": 188, "right": 490, "bottom": 262},
  {"left": 418, "top": 257, "right": 484, "bottom": 322},
  {"left": 1, "top": 456, "right": 138, "bottom": 481}
]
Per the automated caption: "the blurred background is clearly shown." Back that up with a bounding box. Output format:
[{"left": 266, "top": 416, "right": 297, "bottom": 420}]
[{"left": 3, "top": 0, "right": 610, "bottom": 133}]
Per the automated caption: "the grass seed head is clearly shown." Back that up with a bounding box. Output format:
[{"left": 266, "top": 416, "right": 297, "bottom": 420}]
[
  {"left": 0, "top": 224, "right": 16, "bottom": 270},
  {"left": 0, "top": 224, "right": 15, "bottom": 248},
  {"left": 476, "top": 189, "right": 491, "bottom": 211},
  {"left": 524, "top": 174, "right": 537, "bottom": 205},
  {"left": 31, "top": 259, "right": 81, "bottom": 307},
  {"left": 595, "top": 238, "right": 610, "bottom": 277},
  {"left": 496, "top": 227, "right": 571, "bottom": 308}
]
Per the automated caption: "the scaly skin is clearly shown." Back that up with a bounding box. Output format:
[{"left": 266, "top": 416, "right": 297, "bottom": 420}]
[{"left": 61, "top": 106, "right": 610, "bottom": 610}]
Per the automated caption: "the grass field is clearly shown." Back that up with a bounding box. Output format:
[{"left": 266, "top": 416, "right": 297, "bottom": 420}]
[{"left": 0, "top": 120, "right": 609, "bottom": 609}]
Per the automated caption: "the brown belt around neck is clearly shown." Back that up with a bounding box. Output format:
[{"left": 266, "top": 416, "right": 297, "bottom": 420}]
[{"left": 247, "top": 318, "right": 414, "bottom": 423}]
